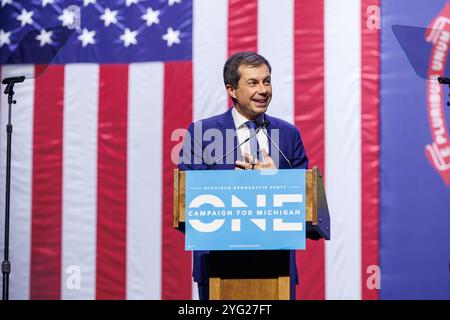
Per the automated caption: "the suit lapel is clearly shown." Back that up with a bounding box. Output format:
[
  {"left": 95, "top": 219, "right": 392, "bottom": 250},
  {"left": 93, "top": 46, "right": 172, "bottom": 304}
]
[
  {"left": 264, "top": 114, "right": 289, "bottom": 169},
  {"left": 264, "top": 113, "right": 273, "bottom": 156},
  {"left": 215, "top": 109, "right": 242, "bottom": 168}
]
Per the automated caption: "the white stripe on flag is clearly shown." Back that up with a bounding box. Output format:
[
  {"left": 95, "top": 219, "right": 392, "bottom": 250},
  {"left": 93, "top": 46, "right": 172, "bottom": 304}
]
[
  {"left": 0, "top": 65, "right": 34, "bottom": 299},
  {"left": 193, "top": 0, "right": 229, "bottom": 120},
  {"left": 324, "top": 0, "right": 362, "bottom": 299},
  {"left": 192, "top": 0, "right": 228, "bottom": 299},
  {"left": 126, "top": 62, "right": 164, "bottom": 299},
  {"left": 258, "top": 0, "right": 294, "bottom": 123},
  {"left": 61, "top": 64, "right": 99, "bottom": 299}
]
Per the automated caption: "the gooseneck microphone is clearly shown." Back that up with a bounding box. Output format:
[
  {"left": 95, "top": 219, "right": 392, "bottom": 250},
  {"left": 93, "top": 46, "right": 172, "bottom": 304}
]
[
  {"left": 260, "top": 120, "right": 293, "bottom": 169},
  {"left": 437, "top": 77, "right": 450, "bottom": 84},
  {"left": 2, "top": 76, "right": 25, "bottom": 85},
  {"left": 208, "top": 120, "right": 268, "bottom": 169}
]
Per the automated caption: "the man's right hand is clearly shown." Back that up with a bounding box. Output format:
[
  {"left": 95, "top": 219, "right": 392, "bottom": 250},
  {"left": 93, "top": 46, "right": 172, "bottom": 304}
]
[{"left": 235, "top": 150, "right": 276, "bottom": 170}]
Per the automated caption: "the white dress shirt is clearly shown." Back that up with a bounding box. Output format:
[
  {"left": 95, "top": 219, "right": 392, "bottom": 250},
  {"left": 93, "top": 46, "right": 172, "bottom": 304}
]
[{"left": 231, "top": 107, "right": 269, "bottom": 161}]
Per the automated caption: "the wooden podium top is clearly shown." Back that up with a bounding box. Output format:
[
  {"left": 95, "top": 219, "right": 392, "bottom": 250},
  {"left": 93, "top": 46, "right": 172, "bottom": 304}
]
[{"left": 173, "top": 168, "right": 330, "bottom": 240}]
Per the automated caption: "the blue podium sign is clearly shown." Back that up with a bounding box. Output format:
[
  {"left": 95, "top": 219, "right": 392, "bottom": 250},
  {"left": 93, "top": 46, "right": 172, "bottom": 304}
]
[{"left": 185, "top": 169, "right": 306, "bottom": 250}]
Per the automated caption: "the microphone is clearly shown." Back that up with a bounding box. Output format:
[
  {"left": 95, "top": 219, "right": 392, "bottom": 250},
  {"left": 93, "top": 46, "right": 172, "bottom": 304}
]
[
  {"left": 438, "top": 77, "right": 450, "bottom": 84},
  {"left": 208, "top": 120, "right": 267, "bottom": 169},
  {"left": 260, "top": 120, "right": 293, "bottom": 169},
  {"left": 2, "top": 76, "right": 25, "bottom": 85}
]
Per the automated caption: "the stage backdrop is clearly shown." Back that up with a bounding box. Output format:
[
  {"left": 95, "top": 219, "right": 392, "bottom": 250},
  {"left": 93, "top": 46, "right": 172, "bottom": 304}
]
[{"left": 0, "top": 0, "right": 449, "bottom": 300}]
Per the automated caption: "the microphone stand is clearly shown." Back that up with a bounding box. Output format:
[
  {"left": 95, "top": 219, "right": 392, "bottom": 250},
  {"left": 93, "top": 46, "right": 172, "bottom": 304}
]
[
  {"left": 260, "top": 127, "right": 292, "bottom": 169},
  {"left": 2, "top": 75, "right": 25, "bottom": 300}
]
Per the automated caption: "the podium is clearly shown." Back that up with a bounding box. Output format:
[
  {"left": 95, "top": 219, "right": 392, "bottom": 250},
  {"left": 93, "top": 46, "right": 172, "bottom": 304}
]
[{"left": 173, "top": 168, "right": 330, "bottom": 300}]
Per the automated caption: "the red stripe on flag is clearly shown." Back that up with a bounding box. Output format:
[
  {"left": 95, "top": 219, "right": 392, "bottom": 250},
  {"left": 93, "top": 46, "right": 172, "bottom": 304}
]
[
  {"left": 96, "top": 65, "right": 128, "bottom": 299},
  {"left": 30, "top": 65, "right": 64, "bottom": 299},
  {"left": 361, "top": 0, "right": 380, "bottom": 300},
  {"left": 228, "top": 0, "right": 258, "bottom": 56},
  {"left": 294, "top": 0, "right": 326, "bottom": 300},
  {"left": 162, "top": 62, "right": 193, "bottom": 299}
]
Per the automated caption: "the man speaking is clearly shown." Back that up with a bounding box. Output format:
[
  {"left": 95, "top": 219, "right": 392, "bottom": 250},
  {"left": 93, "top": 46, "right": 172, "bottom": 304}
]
[{"left": 179, "top": 51, "right": 309, "bottom": 300}]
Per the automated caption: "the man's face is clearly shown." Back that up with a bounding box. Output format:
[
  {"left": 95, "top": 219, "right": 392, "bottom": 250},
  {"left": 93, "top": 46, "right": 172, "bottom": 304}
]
[{"left": 227, "top": 64, "right": 272, "bottom": 120}]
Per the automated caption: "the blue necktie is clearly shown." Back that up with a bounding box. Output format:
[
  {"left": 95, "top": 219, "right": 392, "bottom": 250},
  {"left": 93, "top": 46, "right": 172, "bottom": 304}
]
[{"left": 245, "top": 120, "right": 260, "bottom": 161}]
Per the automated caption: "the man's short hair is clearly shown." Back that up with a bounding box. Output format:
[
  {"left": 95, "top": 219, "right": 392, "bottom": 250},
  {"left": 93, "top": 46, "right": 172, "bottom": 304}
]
[{"left": 223, "top": 52, "right": 272, "bottom": 89}]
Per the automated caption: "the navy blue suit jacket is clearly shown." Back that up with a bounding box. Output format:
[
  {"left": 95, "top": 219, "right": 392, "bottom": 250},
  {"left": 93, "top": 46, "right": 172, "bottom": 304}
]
[{"left": 178, "top": 108, "right": 308, "bottom": 284}]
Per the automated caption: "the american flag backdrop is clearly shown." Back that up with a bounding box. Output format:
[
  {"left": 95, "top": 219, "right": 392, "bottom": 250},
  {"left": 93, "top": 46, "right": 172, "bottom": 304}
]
[{"left": 0, "top": 0, "right": 449, "bottom": 300}]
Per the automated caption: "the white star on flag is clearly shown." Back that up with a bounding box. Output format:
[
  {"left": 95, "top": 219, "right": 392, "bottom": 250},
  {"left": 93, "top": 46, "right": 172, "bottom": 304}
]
[
  {"left": 168, "top": 0, "right": 181, "bottom": 6},
  {"left": 78, "top": 28, "right": 96, "bottom": 47},
  {"left": 83, "top": 0, "right": 96, "bottom": 6},
  {"left": 162, "top": 27, "right": 180, "bottom": 47},
  {"left": 119, "top": 28, "right": 138, "bottom": 47},
  {"left": 141, "top": 8, "right": 160, "bottom": 27},
  {"left": 125, "top": 0, "right": 139, "bottom": 7},
  {"left": 36, "top": 29, "right": 53, "bottom": 47},
  {"left": 0, "top": 29, "right": 11, "bottom": 47},
  {"left": 1, "top": 0, "right": 12, "bottom": 8},
  {"left": 58, "top": 8, "right": 75, "bottom": 27},
  {"left": 100, "top": 8, "right": 118, "bottom": 27},
  {"left": 17, "top": 8, "right": 34, "bottom": 27},
  {"left": 41, "top": 0, "right": 54, "bottom": 7}
]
